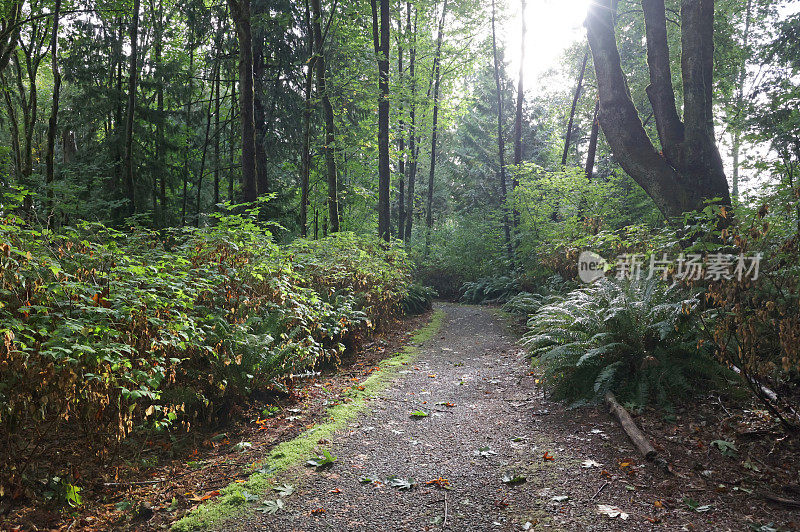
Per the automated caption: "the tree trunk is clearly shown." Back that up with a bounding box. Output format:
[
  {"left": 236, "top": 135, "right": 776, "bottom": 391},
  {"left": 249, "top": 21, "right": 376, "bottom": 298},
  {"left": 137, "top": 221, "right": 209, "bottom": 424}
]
[
  {"left": 425, "top": 0, "right": 448, "bottom": 254},
  {"left": 228, "top": 0, "right": 258, "bottom": 203},
  {"left": 311, "top": 0, "right": 339, "bottom": 232},
  {"left": 213, "top": 33, "right": 221, "bottom": 209},
  {"left": 45, "top": 0, "right": 62, "bottom": 217},
  {"left": 730, "top": 0, "right": 752, "bottom": 201},
  {"left": 0, "top": 1, "right": 22, "bottom": 73},
  {"left": 397, "top": 12, "right": 405, "bottom": 241},
  {"left": 585, "top": 0, "right": 730, "bottom": 219},
  {"left": 403, "top": 2, "right": 417, "bottom": 243},
  {"left": 154, "top": 0, "right": 165, "bottom": 225},
  {"left": 371, "top": 0, "right": 391, "bottom": 241},
  {"left": 229, "top": 75, "right": 236, "bottom": 201},
  {"left": 182, "top": 42, "right": 194, "bottom": 225},
  {"left": 584, "top": 99, "right": 600, "bottom": 180},
  {"left": 562, "top": 49, "right": 588, "bottom": 166},
  {"left": 511, "top": 0, "right": 526, "bottom": 228},
  {"left": 300, "top": 0, "right": 314, "bottom": 237},
  {"left": 122, "top": 0, "right": 141, "bottom": 216},
  {"left": 491, "top": 0, "right": 513, "bottom": 262}
]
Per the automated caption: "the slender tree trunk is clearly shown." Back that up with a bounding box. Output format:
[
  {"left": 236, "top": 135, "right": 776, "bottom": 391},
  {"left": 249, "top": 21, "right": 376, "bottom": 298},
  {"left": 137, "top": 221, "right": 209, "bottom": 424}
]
[
  {"left": 155, "top": 0, "right": 166, "bottom": 225},
  {"left": 511, "top": 0, "right": 526, "bottom": 228},
  {"left": 228, "top": 0, "right": 258, "bottom": 203},
  {"left": 584, "top": 98, "right": 600, "bottom": 180},
  {"left": 404, "top": 2, "right": 417, "bottom": 243},
  {"left": 425, "top": 0, "right": 448, "bottom": 254},
  {"left": 122, "top": 0, "right": 141, "bottom": 216},
  {"left": 229, "top": 75, "right": 236, "bottom": 201},
  {"left": 731, "top": 0, "right": 752, "bottom": 201},
  {"left": 491, "top": 0, "right": 513, "bottom": 262},
  {"left": 45, "top": 0, "right": 62, "bottom": 217},
  {"left": 371, "top": 0, "right": 391, "bottom": 241},
  {"left": 300, "top": 0, "right": 314, "bottom": 237},
  {"left": 0, "top": 1, "right": 22, "bottom": 73},
  {"left": 196, "top": 58, "right": 218, "bottom": 224},
  {"left": 182, "top": 42, "right": 194, "bottom": 225},
  {"left": 397, "top": 13, "right": 405, "bottom": 241},
  {"left": 213, "top": 37, "right": 221, "bottom": 209},
  {"left": 311, "top": 0, "right": 339, "bottom": 232},
  {"left": 562, "top": 49, "right": 588, "bottom": 166}
]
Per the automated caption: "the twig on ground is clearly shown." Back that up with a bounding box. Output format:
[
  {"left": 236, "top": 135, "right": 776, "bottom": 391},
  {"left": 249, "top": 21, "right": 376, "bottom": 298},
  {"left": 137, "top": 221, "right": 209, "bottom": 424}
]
[
  {"left": 591, "top": 481, "right": 608, "bottom": 500},
  {"left": 442, "top": 491, "right": 448, "bottom": 528}
]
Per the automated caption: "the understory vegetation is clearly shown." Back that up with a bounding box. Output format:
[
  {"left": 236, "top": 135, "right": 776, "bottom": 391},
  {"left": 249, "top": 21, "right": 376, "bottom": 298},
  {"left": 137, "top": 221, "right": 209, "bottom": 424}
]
[{"left": 0, "top": 194, "right": 421, "bottom": 497}]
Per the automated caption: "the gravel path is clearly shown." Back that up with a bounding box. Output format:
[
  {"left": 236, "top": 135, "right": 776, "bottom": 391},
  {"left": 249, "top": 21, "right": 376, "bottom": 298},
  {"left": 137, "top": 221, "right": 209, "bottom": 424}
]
[{"left": 230, "top": 303, "right": 684, "bottom": 531}]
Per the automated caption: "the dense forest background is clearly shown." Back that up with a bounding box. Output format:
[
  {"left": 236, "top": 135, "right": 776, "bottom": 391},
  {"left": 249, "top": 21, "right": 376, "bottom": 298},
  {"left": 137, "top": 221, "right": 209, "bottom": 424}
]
[{"left": 3, "top": 0, "right": 800, "bottom": 526}]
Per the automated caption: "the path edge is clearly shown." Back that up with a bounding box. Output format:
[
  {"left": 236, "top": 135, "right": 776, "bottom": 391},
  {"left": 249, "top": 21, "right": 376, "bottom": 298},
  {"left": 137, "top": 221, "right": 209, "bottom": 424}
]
[{"left": 172, "top": 309, "right": 445, "bottom": 531}]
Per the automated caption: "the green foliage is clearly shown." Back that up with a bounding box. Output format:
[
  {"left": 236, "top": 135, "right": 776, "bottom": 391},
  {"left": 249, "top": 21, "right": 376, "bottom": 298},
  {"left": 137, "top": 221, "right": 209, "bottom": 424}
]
[
  {"left": 523, "top": 278, "right": 732, "bottom": 407},
  {"left": 460, "top": 275, "right": 519, "bottom": 304},
  {"left": 401, "top": 283, "right": 438, "bottom": 315},
  {"left": 0, "top": 205, "right": 411, "bottom": 494}
]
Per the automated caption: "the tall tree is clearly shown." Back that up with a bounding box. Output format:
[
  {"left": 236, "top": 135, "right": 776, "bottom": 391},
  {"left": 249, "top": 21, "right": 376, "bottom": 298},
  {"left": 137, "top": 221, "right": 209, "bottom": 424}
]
[
  {"left": 122, "top": 0, "right": 141, "bottom": 215},
  {"left": 561, "top": 49, "right": 588, "bottom": 166},
  {"left": 396, "top": 12, "right": 406, "bottom": 241},
  {"left": 585, "top": 0, "right": 730, "bottom": 218},
  {"left": 403, "top": 1, "right": 417, "bottom": 242},
  {"left": 45, "top": 0, "right": 62, "bottom": 215},
  {"left": 511, "top": 0, "right": 526, "bottom": 227},
  {"left": 300, "top": 0, "right": 314, "bottom": 237},
  {"left": 371, "top": 0, "right": 391, "bottom": 241},
  {"left": 425, "top": 0, "right": 448, "bottom": 253},
  {"left": 311, "top": 0, "right": 339, "bottom": 232},
  {"left": 228, "top": 0, "right": 258, "bottom": 203},
  {"left": 0, "top": 1, "right": 22, "bottom": 73},
  {"left": 730, "top": 0, "right": 753, "bottom": 200},
  {"left": 491, "top": 0, "right": 512, "bottom": 260},
  {"left": 584, "top": 99, "right": 600, "bottom": 180}
]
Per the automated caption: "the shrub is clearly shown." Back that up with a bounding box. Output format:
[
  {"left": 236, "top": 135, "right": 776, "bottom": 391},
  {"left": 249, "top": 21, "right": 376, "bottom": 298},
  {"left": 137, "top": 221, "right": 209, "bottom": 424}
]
[
  {"left": 401, "top": 283, "right": 438, "bottom": 315},
  {"left": 523, "top": 278, "right": 733, "bottom": 407},
  {"left": 460, "top": 276, "right": 519, "bottom": 304},
  {"left": 0, "top": 207, "right": 412, "bottom": 496}
]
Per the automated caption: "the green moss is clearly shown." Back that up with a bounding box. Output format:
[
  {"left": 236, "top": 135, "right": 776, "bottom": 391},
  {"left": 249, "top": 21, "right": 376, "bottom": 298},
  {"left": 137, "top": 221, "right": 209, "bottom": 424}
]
[{"left": 172, "top": 309, "right": 444, "bottom": 531}]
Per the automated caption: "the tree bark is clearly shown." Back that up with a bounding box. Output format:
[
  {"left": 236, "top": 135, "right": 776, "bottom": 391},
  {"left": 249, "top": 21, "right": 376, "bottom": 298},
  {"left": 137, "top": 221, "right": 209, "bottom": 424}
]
[
  {"left": 584, "top": 99, "right": 600, "bottom": 180},
  {"left": 300, "top": 0, "right": 314, "bottom": 237},
  {"left": 371, "top": 0, "right": 391, "bottom": 241},
  {"left": 228, "top": 0, "right": 258, "bottom": 203},
  {"left": 562, "top": 49, "right": 588, "bottom": 166},
  {"left": 510, "top": 0, "right": 526, "bottom": 228},
  {"left": 585, "top": 0, "right": 730, "bottom": 219},
  {"left": 425, "top": 0, "right": 448, "bottom": 254},
  {"left": 491, "top": 0, "right": 513, "bottom": 261},
  {"left": 311, "top": 0, "right": 339, "bottom": 232},
  {"left": 730, "top": 0, "right": 752, "bottom": 200},
  {"left": 397, "top": 13, "right": 405, "bottom": 241},
  {"left": 45, "top": 0, "right": 62, "bottom": 216},
  {"left": 122, "top": 0, "right": 141, "bottom": 216},
  {"left": 0, "top": 1, "right": 22, "bottom": 73},
  {"left": 403, "top": 2, "right": 417, "bottom": 243}
]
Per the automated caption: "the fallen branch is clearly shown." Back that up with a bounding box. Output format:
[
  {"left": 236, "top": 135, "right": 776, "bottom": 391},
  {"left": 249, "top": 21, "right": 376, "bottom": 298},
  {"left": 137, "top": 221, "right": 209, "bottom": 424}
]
[
  {"left": 760, "top": 491, "right": 800, "bottom": 509},
  {"left": 604, "top": 392, "right": 671, "bottom": 474}
]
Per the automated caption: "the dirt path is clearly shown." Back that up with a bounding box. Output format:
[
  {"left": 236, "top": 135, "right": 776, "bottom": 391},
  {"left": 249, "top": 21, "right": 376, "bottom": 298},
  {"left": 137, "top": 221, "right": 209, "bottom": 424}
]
[{"left": 225, "top": 303, "right": 761, "bottom": 531}]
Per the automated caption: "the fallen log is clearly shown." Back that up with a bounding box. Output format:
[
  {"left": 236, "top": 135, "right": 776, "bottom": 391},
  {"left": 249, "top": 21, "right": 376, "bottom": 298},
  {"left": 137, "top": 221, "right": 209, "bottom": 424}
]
[{"left": 604, "top": 391, "right": 670, "bottom": 473}]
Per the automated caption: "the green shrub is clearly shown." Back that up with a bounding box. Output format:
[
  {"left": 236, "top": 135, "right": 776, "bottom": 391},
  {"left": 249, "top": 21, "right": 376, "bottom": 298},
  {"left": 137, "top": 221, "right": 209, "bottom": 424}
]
[
  {"left": 523, "top": 278, "right": 733, "bottom": 407},
  {"left": 460, "top": 276, "right": 519, "bottom": 304},
  {"left": 0, "top": 207, "right": 412, "bottom": 496},
  {"left": 401, "top": 283, "right": 438, "bottom": 315}
]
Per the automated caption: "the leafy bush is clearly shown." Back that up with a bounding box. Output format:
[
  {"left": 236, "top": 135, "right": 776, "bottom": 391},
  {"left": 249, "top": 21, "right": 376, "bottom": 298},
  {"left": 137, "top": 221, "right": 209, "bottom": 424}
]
[
  {"left": 460, "top": 276, "right": 519, "bottom": 304},
  {"left": 401, "top": 284, "right": 438, "bottom": 315},
  {"left": 523, "top": 278, "right": 733, "bottom": 407},
  {"left": 0, "top": 204, "right": 412, "bottom": 495}
]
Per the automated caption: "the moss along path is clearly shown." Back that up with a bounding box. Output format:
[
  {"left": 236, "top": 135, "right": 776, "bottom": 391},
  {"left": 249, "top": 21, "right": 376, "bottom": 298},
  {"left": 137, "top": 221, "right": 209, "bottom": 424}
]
[{"left": 189, "top": 303, "right": 768, "bottom": 531}]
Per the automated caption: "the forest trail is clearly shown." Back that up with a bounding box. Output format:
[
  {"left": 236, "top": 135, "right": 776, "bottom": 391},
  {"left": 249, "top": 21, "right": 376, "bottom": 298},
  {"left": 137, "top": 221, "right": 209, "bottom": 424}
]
[{"left": 228, "top": 303, "right": 662, "bottom": 531}]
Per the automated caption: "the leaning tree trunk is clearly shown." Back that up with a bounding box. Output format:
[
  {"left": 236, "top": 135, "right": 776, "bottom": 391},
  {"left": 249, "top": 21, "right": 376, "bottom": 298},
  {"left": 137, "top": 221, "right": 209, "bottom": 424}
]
[
  {"left": 300, "top": 0, "right": 314, "bottom": 237},
  {"left": 491, "top": 0, "right": 513, "bottom": 262},
  {"left": 585, "top": 0, "right": 730, "bottom": 219},
  {"left": 584, "top": 99, "right": 600, "bottom": 180},
  {"left": 397, "top": 14, "right": 405, "bottom": 241},
  {"left": 562, "top": 49, "right": 588, "bottom": 166},
  {"left": 371, "top": 0, "right": 391, "bottom": 241},
  {"left": 228, "top": 0, "right": 258, "bottom": 203}
]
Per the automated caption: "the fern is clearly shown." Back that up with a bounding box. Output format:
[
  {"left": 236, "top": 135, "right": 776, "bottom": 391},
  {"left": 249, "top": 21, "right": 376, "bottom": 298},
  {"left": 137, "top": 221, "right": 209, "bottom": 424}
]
[{"left": 524, "top": 278, "right": 732, "bottom": 407}]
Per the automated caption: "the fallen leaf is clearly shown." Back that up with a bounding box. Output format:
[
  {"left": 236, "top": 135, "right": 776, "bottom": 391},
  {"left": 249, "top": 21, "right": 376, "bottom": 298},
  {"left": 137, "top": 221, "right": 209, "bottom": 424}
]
[
  {"left": 543, "top": 452, "right": 554, "bottom": 461},
  {"left": 581, "top": 459, "right": 601, "bottom": 468},
  {"left": 597, "top": 504, "right": 629, "bottom": 520}
]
